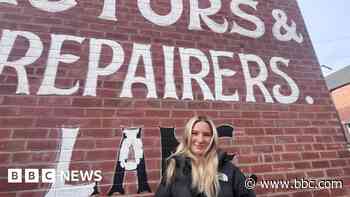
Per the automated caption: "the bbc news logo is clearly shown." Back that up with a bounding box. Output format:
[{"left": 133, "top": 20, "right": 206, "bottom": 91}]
[{"left": 8, "top": 168, "right": 103, "bottom": 183}]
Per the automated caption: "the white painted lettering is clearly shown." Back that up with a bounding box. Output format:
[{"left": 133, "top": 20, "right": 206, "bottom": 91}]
[
  {"left": 138, "top": 0, "right": 183, "bottom": 26},
  {"left": 0, "top": 30, "right": 43, "bottom": 94},
  {"left": 0, "top": 0, "right": 17, "bottom": 5},
  {"left": 37, "top": 34, "right": 84, "bottom": 95},
  {"left": 189, "top": 0, "right": 228, "bottom": 33},
  {"left": 29, "top": 0, "right": 77, "bottom": 13},
  {"left": 210, "top": 50, "right": 239, "bottom": 101},
  {"left": 230, "top": 0, "right": 265, "bottom": 38},
  {"left": 239, "top": 53, "right": 273, "bottom": 103},
  {"left": 270, "top": 57, "right": 300, "bottom": 104},
  {"left": 119, "top": 128, "right": 144, "bottom": 171},
  {"left": 84, "top": 38, "right": 125, "bottom": 96},
  {"left": 45, "top": 128, "right": 95, "bottom": 197},
  {"left": 180, "top": 47, "right": 214, "bottom": 100},
  {"left": 99, "top": 0, "right": 118, "bottom": 21},
  {"left": 163, "top": 45, "right": 178, "bottom": 99},
  {"left": 272, "top": 9, "right": 303, "bottom": 43},
  {"left": 120, "top": 43, "right": 157, "bottom": 98}
]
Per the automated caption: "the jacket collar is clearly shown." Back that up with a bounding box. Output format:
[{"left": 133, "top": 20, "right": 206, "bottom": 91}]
[{"left": 170, "top": 150, "right": 235, "bottom": 170}]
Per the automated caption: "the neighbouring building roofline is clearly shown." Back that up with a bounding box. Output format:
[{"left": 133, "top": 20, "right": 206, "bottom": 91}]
[{"left": 326, "top": 65, "right": 350, "bottom": 91}]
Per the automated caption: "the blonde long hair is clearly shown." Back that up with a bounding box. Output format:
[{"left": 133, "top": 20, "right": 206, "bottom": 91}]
[{"left": 165, "top": 116, "right": 220, "bottom": 197}]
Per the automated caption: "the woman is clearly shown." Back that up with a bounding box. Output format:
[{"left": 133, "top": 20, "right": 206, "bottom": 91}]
[{"left": 155, "top": 116, "right": 256, "bottom": 197}]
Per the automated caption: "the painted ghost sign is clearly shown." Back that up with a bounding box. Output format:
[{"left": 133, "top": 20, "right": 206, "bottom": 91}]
[
  {"left": 0, "top": 0, "right": 301, "bottom": 41},
  {"left": 45, "top": 128, "right": 98, "bottom": 197},
  {"left": 0, "top": 0, "right": 315, "bottom": 105},
  {"left": 44, "top": 127, "right": 150, "bottom": 196},
  {"left": 108, "top": 128, "right": 151, "bottom": 195},
  {"left": 2, "top": 0, "right": 347, "bottom": 197}
]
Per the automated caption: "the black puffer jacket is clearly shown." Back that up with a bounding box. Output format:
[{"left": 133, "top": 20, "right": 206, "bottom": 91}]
[{"left": 155, "top": 151, "right": 256, "bottom": 197}]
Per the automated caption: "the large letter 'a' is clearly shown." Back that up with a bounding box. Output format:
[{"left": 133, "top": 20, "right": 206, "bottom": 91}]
[{"left": 108, "top": 128, "right": 151, "bottom": 195}]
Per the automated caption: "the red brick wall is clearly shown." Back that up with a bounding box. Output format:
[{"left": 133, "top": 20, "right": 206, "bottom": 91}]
[{"left": 0, "top": 0, "right": 349, "bottom": 196}]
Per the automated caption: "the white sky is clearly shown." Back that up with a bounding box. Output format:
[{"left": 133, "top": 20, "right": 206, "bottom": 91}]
[{"left": 298, "top": 0, "right": 350, "bottom": 76}]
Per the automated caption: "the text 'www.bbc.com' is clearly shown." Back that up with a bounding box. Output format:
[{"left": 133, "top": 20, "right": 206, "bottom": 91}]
[{"left": 245, "top": 178, "right": 343, "bottom": 190}]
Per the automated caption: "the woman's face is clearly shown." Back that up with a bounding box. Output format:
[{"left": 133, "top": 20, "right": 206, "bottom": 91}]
[{"left": 190, "top": 121, "right": 213, "bottom": 156}]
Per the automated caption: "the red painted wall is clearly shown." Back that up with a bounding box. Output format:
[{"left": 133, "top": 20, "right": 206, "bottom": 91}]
[
  {"left": 0, "top": 0, "right": 349, "bottom": 196},
  {"left": 331, "top": 84, "right": 350, "bottom": 123}
]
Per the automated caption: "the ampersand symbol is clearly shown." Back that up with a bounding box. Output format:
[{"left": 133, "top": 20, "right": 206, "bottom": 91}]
[{"left": 272, "top": 9, "right": 303, "bottom": 43}]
